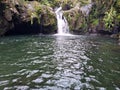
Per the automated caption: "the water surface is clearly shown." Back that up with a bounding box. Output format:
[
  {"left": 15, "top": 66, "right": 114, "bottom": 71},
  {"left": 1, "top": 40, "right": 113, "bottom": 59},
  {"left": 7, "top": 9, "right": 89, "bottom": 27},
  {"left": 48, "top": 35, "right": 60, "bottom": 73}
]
[{"left": 0, "top": 35, "right": 120, "bottom": 90}]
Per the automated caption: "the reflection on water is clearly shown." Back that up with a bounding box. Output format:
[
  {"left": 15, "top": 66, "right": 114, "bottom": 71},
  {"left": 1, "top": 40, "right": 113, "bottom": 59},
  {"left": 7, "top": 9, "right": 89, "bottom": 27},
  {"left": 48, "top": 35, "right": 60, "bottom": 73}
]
[
  {"left": 0, "top": 35, "right": 120, "bottom": 90},
  {"left": 52, "top": 36, "right": 92, "bottom": 89}
]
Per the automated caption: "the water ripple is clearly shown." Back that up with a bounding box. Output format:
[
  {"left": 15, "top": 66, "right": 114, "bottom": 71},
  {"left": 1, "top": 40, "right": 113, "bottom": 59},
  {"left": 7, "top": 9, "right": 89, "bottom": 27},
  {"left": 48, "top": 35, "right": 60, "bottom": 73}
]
[{"left": 0, "top": 35, "right": 120, "bottom": 89}]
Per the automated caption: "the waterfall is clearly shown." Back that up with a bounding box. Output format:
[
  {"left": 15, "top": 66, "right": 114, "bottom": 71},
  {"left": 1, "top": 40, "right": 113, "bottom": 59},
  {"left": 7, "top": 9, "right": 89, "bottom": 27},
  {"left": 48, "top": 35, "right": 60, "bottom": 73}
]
[{"left": 55, "top": 7, "right": 70, "bottom": 35}]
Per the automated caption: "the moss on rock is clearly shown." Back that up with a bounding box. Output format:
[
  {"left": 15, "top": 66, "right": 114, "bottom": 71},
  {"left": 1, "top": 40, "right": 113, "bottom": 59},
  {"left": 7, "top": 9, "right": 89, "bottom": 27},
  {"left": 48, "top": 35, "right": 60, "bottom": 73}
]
[{"left": 63, "top": 3, "right": 85, "bottom": 33}]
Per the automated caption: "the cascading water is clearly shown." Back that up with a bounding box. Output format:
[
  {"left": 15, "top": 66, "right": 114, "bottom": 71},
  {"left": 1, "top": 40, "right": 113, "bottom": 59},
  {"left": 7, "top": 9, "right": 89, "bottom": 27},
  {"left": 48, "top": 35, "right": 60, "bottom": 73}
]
[{"left": 55, "top": 7, "right": 70, "bottom": 35}]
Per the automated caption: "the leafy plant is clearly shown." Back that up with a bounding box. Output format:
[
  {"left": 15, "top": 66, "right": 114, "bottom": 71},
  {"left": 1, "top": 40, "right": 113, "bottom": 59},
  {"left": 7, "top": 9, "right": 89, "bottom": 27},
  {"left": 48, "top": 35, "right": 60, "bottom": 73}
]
[
  {"left": 40, "top": 0, "right": 50, "bottom": 6},
  {"left": 29, "top": 2, "right": 42, "bottom": 24},
  {"left": 103, "top": 7, "right": 116, "bottom": 30},
  {"left": 92, "top": 19, "right": 99, "bottom": 26}
]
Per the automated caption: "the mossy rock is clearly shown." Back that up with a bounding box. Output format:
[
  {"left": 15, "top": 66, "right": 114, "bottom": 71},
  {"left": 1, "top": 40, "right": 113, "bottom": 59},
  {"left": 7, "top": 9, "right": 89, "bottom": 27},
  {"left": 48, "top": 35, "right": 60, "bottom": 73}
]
[
  {"left": 63, "top": 3, "right": 85, "bottom": 32},
  {"left": 111, "top": 33, "right": 120, "bottom": 39}
]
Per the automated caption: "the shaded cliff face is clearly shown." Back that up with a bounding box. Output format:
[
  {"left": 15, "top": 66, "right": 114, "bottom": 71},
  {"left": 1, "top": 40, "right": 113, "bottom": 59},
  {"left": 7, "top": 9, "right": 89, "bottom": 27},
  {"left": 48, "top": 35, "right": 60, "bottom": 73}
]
[
  {"left": 0, "top": 0, "right": 57, "bottom": 36},
  {"left": 0, "top": 1, "right": 13, "bottom": 36}
]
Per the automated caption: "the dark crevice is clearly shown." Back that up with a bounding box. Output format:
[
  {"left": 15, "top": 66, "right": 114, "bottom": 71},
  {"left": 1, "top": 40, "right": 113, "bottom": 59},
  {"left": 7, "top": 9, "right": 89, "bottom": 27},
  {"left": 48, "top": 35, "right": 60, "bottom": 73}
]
[{"left": 4, "top": 21, "right": 57, "bottom": 36}]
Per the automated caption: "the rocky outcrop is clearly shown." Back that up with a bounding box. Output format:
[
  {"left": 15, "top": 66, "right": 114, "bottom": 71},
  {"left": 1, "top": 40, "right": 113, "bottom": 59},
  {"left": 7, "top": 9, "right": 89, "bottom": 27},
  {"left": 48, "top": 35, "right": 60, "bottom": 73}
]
[
  {"left": 0, "top": 0, "right": 57, "bottom": 36},
  {"left": 64, "top": 3, "right": 84, "bottom": 32},
  {"left": 0, "top": 16, "right": 13, "bottom": 36}
]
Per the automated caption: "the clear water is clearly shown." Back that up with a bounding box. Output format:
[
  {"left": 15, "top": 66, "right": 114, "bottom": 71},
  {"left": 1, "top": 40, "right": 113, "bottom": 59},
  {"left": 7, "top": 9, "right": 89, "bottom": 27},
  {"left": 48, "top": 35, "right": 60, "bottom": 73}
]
[{"left": 0, "top": 35, "right": 120, "bottom": 90}]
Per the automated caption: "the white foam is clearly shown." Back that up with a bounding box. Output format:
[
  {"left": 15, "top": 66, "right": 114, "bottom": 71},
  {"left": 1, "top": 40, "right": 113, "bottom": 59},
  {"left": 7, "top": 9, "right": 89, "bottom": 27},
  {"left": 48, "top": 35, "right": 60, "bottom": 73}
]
[{"left": 55, "top": 7, "right": 70, "bottom": 35}]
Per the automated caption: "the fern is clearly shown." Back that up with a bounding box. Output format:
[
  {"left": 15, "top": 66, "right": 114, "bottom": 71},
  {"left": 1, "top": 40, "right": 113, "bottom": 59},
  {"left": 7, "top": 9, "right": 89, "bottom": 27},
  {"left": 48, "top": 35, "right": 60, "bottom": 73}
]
[{"left": 103, "top": 7, "right": 116, "bottom": 30}]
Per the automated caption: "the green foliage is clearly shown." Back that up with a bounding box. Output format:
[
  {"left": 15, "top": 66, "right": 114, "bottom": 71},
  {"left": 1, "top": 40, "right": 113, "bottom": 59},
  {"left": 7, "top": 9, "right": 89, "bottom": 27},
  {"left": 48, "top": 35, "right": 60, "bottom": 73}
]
[
  {"left": 103, "top": 7, "right": 117, "bottom": 30},
  {"left": 114, "top": 0, "right": 120, "bottom": 12},
  {"left": 37, "top": 0, "right": 79, "bottom": 8},
  {"left": 29, "top": 2, "right": 42, "bottom": 24},
  {"left": 114, "top": 0, "right": 120, "bottom": 24},
  {"left": 30, "top": 13, "right": 40, "bottom": 24},
  {"left": 92, "top": 19, "right": 99, "bottom": 26},
  {"left": 40, "top": 0, "right": 51, "bottom": 6},
  {"left": 117, "top": 15, "right": 120, "bottom": 21}
]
